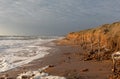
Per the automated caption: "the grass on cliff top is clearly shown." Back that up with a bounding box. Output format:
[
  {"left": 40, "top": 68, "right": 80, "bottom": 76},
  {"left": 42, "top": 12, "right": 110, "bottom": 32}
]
[{"left": 70, "top": 22, "right": 120, "bottom": 37}]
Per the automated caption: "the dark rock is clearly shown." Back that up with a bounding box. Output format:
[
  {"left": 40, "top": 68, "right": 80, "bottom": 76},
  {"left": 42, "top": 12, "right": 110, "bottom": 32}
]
[
  {"left": 22, "top": 75, "right": 30, "bottom": 79},
  {"left": 81, "top": 68, "right": 89, "bottom": 72},
  {"left": 49, "top": 65, "right": 55, "bottom": 68}
]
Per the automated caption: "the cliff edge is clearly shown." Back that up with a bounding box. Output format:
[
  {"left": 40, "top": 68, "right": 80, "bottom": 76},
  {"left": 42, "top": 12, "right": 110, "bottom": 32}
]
[{"left": 59, "top": 22, "right": 120, "bottom": 54}]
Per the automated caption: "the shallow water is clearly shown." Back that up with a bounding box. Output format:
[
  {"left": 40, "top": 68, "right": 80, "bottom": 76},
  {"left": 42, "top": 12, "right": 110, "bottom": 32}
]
[{"left": 0, "top": 36, "right": 59, "bottom": 72}]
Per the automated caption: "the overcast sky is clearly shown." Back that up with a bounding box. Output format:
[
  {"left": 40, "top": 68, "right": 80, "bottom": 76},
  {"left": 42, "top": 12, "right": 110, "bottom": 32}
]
[{"left": 0, "top": 0, "right": 120, "bottom": 36}]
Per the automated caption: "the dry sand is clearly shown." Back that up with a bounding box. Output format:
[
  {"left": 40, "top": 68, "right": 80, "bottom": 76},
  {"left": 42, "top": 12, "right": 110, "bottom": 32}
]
[{"left": 0, "top": 42, "right": 113, "bottom": 79}]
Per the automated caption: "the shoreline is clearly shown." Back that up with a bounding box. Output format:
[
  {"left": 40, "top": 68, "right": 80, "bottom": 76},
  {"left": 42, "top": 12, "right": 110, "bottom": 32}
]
[
  {"left": 0, "top": 41, "right": 113, "bottom": 79},
  {"left": 0, "top": 41, "right": 64, "bottom": 78}
]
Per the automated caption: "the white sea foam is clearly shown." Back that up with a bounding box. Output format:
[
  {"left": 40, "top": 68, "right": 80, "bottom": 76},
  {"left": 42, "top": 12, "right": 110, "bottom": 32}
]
[
  {"left": 0, "top": 36, "right": 58, "bottom": 72},
  {"left": 17, "top": 66, "right": 66, "bottom": 79}
]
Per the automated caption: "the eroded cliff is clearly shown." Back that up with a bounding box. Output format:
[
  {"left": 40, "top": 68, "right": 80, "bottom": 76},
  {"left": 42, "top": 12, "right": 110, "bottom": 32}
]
[{"left": 59, "top": 22, "right": 120, "bottom": 52}]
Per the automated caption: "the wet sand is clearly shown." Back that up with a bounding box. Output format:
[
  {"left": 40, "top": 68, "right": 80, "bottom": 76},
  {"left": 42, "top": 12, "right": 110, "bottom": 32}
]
[{"left": 0, "top": 42, "right": 113, "bottom": 79}]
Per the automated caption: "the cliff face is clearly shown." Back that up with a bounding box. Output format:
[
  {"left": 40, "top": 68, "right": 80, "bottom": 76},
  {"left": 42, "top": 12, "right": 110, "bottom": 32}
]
[{"left": 59, "top": 22, "right": 120, "bottom": 52}]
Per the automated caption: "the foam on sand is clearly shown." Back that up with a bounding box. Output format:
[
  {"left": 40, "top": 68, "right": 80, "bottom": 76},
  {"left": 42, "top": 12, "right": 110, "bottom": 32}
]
[{"left": 17, "top": 66, "right": 66, "bottom": 79}]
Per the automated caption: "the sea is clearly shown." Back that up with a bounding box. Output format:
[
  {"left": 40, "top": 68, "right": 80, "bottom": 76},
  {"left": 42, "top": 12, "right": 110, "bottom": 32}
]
[{"left": 0, "top": 36, "right": 61, "bottom": 72}]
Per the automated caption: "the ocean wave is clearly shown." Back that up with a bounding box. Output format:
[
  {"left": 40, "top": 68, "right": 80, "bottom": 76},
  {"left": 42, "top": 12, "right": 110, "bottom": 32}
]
[{"left": 0, "top": 36, "right": 58, "bottom": 72}]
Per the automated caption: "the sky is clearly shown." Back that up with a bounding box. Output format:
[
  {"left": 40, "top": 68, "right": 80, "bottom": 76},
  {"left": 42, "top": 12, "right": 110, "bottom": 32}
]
[{"left": 0, "top": 0, "right": 120, "bottom": 36}]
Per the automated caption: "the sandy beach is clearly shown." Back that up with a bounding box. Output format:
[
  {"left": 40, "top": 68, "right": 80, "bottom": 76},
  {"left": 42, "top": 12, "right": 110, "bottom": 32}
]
[
  {"left": 0, "top": 41, "right": 113, "bottom": 79},
  {"left": 1, "top": 0, "right": 120, "bottom": 78}
]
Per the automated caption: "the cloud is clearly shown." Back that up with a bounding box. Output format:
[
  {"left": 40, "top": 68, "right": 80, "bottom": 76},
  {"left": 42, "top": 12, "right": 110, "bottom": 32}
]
[{"left": 0, "top": 0, "right": 120, "bottom": 35}]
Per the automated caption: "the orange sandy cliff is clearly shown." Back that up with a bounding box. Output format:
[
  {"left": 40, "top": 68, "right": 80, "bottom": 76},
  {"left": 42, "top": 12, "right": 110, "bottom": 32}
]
[{"left": 59, "top": 22, "right": 120, "bottom": 52}]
